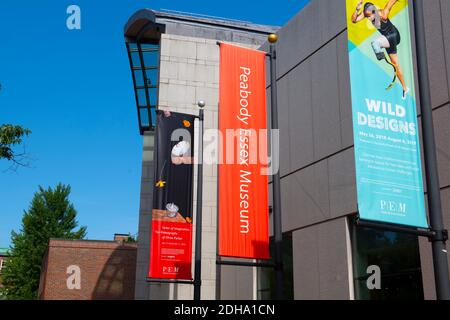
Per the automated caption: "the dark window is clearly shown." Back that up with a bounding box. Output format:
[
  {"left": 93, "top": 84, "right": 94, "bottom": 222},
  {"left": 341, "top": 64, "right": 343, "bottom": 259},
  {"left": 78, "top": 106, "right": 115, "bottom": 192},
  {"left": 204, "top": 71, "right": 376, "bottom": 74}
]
[
  {"left": 126, "top": 40, "right": 161, "bottom": 132},
  {"left": 131, "top": 51, "right": 141, "bottom": 67},
  {"left": 141, "top": 43, "right": 159, "bottom": 50},
  {"left": 146, "top": 88, "right": 158, "bottom": 106},
  {"left": 145, "top": 69, "right": 159, "bottom": 87},
  {"left": 352, "top": 224, "right": 424, "bottom": 300},
  {"left": 134, "top": 70, "right": 144, "bottom": 87},
  {"left": 139, "top": 108, "right": 150, "bottom": 128},
  {"left": 142, "top": 51, "right": 160, "bottom": 69},
  {"left": 257, "top": 233, "right": 294, "bottom": 300},
  {"left": 137, "top": 89, "right": 147, "bottom": 107}
]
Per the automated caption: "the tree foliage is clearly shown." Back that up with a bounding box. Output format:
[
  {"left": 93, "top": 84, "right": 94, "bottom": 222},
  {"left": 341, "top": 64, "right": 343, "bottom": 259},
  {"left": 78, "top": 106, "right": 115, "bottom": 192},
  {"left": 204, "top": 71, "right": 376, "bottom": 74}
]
[
  {"left": 125, "top": 234, "right": 137, "bottom": 243},
  {"left": 0, "top": 184, "right": 87, "bottom": 300},
  {"left": 0, "top": 124, "right": 31, "bottom": 169}
]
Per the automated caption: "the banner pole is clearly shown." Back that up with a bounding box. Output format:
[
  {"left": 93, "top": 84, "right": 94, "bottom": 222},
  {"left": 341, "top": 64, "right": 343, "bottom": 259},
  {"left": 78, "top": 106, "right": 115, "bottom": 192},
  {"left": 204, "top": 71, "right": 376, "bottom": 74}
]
[
  {"left": 194, "top": 100, "right": 205, "bottom": 300},
  {"left": 412, "top": 0, "right": 450, "bottom": 300},
  {"left": 268, "top": 34, "right": 284, "bottom": 300}
]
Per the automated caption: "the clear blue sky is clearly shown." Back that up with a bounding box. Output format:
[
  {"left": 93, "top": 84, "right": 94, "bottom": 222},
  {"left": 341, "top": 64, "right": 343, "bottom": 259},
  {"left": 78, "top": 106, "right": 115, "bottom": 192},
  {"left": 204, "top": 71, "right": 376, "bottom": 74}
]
[{"left": 0, "top": 0, "right": 310, "bottom": 247}]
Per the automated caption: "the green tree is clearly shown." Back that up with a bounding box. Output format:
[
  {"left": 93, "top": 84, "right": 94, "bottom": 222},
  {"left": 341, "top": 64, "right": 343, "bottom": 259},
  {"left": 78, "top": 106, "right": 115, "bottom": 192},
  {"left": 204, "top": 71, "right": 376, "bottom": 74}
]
[
  {"left": 125, "top": 233, "right": 137, "bottom": 243},
  {"left": 0, "top": 184, "right": 87, "bottom": 300},
  {"left": 0, "top": 124, "right": 31, "bottom": 169}
]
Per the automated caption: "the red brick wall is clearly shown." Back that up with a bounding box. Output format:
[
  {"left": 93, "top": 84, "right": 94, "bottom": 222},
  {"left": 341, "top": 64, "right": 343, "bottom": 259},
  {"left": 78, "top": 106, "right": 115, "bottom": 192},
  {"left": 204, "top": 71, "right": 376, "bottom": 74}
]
[
  {"left": 0, "top": 256, "right": 9, "bottom": 289},
  {"left": 0, "top": 256, "right": 7, "bottom": 273},
  {"left": 39, "top": 239, "right": 137, "bottom": 300},
  {"left": 114, "top": 234, "right": 131, "bottom": 242}
]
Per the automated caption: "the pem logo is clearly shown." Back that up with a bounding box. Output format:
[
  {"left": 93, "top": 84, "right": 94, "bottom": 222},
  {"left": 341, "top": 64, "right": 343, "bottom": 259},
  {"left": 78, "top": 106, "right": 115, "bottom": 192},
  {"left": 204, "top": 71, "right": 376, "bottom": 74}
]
[{"left": 381, "top": 200, "right": 406, "bottom": 215}]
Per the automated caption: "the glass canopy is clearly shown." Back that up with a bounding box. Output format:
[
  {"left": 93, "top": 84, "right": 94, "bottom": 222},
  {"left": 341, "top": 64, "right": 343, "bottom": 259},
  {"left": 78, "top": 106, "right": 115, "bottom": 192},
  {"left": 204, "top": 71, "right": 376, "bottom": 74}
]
[
  {"left": 126, "top": 41, "right": 160, "bottom": 134},
  {"left": 124, "top": 10, "right": 165, "bottom": 134}
]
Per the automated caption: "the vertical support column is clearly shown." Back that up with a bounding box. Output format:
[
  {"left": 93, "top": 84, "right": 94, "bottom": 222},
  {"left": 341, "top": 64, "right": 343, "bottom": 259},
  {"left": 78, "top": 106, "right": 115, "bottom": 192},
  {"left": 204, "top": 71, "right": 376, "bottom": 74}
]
[
  {"left": 194, "top": 101, "right": 205, "bottom": 300},
  {"left": 413, "top": 0, "right": 450, "bottom": 300},
  {"left": 268, "top": 34, "right": 284, "bottom": 300},
  {"left": 135, "top": 132, "right": 156, "bottom": 300}
]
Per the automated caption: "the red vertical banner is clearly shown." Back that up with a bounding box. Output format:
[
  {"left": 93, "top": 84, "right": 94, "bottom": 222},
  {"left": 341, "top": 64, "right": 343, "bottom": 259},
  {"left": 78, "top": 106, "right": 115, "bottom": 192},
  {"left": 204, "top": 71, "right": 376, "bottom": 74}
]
[
  {"left": 218, "top": 43, "right": 270, "bottom": 260},
  {"left": 148, "top": 110, "right": 195, "bottom": 280}
]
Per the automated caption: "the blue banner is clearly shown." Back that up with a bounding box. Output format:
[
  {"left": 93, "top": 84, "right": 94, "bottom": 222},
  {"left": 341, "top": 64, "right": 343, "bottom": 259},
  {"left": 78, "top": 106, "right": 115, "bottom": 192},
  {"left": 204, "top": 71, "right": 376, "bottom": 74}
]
[{"left": 346, "top": 0, "right": 428, "bottom": 228}]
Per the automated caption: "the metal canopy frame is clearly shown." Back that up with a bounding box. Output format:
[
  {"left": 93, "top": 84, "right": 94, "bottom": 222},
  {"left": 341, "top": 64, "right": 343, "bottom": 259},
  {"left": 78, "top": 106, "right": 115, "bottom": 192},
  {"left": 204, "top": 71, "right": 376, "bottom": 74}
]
[
  {"left": 146, "top": 278, "right": 195, "bottom": 285},
  {"left": 355, "top": 216, "right": 448, "bottom": 242},
  {"left": 216, "top": 258, "right": 276, "bottom": 269},
  {"left": 125, "top": 16, "right": 165, "bottom": 135}
]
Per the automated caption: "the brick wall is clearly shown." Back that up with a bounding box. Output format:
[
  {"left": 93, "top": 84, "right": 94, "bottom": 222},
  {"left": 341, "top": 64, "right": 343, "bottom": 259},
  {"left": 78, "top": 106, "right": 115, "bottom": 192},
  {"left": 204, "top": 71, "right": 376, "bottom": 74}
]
[
  {"left": 0, "top": 256, "right": 7, "bottom": 274},
  {"left": 0, "top": 255, "right": 9, "bottom": 291},
  {"left": 39, "top": 239, "right": 137, "bottom": 300}
]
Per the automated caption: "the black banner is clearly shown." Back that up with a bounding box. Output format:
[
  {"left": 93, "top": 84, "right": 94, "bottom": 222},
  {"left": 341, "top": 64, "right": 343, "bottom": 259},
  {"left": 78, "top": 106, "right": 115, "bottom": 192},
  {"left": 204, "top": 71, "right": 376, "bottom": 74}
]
[{"left": 149, "top": 110, "right": 196, "bottom": 280}]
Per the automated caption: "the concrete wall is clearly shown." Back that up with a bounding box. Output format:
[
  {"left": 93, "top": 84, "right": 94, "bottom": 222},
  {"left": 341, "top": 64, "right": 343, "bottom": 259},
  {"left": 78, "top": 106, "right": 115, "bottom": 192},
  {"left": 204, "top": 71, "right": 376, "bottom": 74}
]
[
  {"left": 266, "top": 0, "right": 450, "bottom": 300},
  {"left": 417, "top": 0, "right": 450, "bottom": 300},
  {"left": 157, "top": 16, "right": 271, "bottom": 47},
  {"left": 159, "top": 33, "right": 220, "bottom": 300},
  {"left": 134, "top": 0, "right": 450, "bottom": 300},
  {"left": 135, "top": 32, "right": 261, "bottom": 300},
  {"left": 293, "top": 217, "right": 353, "bottom": 300},
  {"left": 264, "top": 0, "right": 355, "bottom": 299},
  {"left": 134, "top": 132, "right": 155, "bottom": 299}
]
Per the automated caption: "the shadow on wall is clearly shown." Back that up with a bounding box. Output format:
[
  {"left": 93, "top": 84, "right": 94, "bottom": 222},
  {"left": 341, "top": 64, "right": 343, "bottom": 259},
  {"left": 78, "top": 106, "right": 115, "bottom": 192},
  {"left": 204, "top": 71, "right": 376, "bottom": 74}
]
[{"left": 92, "top": 245, "right": 137, "bottom": 300}]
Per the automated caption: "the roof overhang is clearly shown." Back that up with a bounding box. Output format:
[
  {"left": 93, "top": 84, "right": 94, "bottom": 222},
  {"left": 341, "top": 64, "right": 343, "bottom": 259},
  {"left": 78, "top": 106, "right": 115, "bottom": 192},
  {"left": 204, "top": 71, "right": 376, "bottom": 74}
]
[{"left": 124, "top": 9, "right": 165, "bottom": 43}]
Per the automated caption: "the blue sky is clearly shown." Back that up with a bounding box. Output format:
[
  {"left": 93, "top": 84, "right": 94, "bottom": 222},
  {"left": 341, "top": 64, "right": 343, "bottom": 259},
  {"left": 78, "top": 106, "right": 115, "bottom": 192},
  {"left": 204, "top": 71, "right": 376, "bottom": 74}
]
[{"left": 0, "top": 0, "right": 310, "bottom": 247}]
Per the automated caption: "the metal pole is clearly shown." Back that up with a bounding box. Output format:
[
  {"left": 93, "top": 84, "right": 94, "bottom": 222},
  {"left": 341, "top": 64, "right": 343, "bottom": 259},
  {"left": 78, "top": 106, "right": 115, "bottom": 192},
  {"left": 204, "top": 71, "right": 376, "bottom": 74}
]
[
  {"left": 355, "top": 219, "right": 436, "bottom": 239},
  {"left": 194, "top": 100, "right": 205, "bottom": 300},
  {"left": 268, "top": 34, "right": 284, "bottom": 300},
  {"left": 412, "top": 0, "right": 450, "bottom": 300}
]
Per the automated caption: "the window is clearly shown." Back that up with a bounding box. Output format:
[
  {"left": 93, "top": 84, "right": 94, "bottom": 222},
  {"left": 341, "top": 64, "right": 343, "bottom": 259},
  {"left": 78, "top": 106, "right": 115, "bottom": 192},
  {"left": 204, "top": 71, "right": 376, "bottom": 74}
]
[
  {"left": 257, "top": 233, "right": 294, "bottom": 300},
  {"left": 352, "top": 224, "right": 424, "bottom": 300},
  {"left": 127, "top": 40, "right": 161, "bottom": 132},
  {"left": 0, "top": 258, "right": 4, "bottom": 273}
]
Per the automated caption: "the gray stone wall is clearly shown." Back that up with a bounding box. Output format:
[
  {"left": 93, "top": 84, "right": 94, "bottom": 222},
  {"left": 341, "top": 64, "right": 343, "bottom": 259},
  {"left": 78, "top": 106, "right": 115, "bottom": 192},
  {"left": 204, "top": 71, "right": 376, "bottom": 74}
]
[
  {"left": 134, "top": 132, "right": 155, "bottom": 300},
  {"left": 266, "top": 0, "right": 450, "bottom": 300},
  {"left": 263, "top": 0, "right": 354, "bottom": 299},
  {"left": 134, "top": 0, "right": 450, "bottom": 300},
  {"left": 292, "top": 217, "right": 353, "bottom": 300},
  {"left": 135, "top": 32, "right": 261, "bottom": 300},
  {"left": 159, "top": 33, "right": 220, "bottom": 300},
  {"left": 417, "top": 0, "right": 450, "bottom": 300}
]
